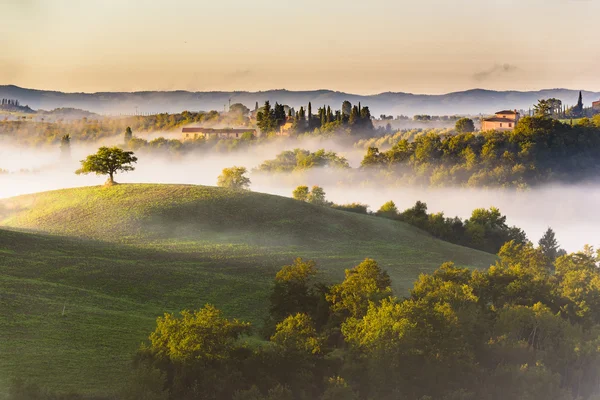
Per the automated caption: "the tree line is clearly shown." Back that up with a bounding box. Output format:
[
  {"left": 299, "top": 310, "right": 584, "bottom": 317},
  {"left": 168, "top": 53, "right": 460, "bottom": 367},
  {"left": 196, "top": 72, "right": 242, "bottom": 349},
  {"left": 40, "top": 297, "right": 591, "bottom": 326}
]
[
  {"left": 361, "top": 115, "right": 600, "bottom": 187},
  {"left": 256, "top": 100, "right": 374, "bottom": 136}
]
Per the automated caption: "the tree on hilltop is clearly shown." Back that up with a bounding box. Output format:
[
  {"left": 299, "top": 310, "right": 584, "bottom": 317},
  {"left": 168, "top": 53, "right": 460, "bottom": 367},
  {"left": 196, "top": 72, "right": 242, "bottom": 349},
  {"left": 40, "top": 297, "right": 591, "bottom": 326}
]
[
  {"left": 307, "top": 186, "right": 327, "bottom": 205},
  {"left": 75, "top": 146, "right": 137, "bottom": 185},
  {"left": 217, "top": 166, "right": 251, "bottom": 190},
  {"left": 292, "top": 185, "right": 310, "bottom": 202}
]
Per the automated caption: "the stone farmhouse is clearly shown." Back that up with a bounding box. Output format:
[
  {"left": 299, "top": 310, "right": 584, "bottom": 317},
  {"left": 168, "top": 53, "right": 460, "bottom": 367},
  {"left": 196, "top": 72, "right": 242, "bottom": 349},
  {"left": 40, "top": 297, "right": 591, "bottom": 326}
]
[{"left": 481, "top": 110, "right": 520, "bottom": 132}]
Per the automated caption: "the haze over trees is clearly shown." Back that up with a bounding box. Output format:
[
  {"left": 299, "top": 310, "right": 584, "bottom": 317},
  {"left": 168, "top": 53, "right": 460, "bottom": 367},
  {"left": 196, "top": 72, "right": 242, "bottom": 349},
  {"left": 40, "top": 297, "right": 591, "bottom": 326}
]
[
  {"left": 256, "top": 149, "right": 349, "bottom": 173},
  {"left": 75, "top": 146, "right": 137, "bottom": 184},
  {"left": 59, "top": 134, "right": 71, "bottom": 160},
  {"left": 292, "top": 185, "right": 328, "bottom": 206},
  {"left": 360, "top": 115, "right": 600, "bottom": 187},
  {"left": 217, "top": 166, "right": 251, "bottom": 190},
  {"left": 455, "top": 117, "right": 475, "bottom": 133}
]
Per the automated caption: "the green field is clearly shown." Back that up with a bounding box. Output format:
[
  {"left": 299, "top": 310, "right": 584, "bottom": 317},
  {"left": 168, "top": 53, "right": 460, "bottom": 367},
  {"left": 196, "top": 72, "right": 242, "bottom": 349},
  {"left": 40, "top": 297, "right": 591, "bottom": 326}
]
[{"left": 0, "top": 184, "right": 496, "bottom": 396}]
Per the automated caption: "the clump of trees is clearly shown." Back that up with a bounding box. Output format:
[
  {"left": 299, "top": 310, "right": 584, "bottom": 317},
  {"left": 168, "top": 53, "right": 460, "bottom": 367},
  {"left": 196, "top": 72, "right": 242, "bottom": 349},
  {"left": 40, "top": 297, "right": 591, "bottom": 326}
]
[
  {"left": 287, "top": 100, "right": 373, "bottom": 136},
  {"left": 217, "top": 166, "right": 251, "bottom": 190},
  {"left": 256, "top": 101, "right": 288, "bottom": 135},
  {"left": 116, "top": 240, "right": 600, "bottom": 400},
  {"left": 376, "top": 200, "right": 531, "bottom": 254},
  {"left": 256, "top": 149, "right": 349, "bottom": 173},
  {"left": 361, "top": 116, "right": 600, "bottom": 187},
  {"left": 75, "top": 146, "right": 137, "bottom": 185},
  {"left": 455, "top": 117, "right": 475, "bottom": 133},
  {"left": 292, "top": 185, "right": 327, "bottom": 205}
]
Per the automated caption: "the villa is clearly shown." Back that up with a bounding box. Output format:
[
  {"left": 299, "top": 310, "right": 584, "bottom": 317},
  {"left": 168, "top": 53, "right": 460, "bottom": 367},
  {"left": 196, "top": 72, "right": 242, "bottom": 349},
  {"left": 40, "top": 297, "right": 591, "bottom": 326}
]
[{"left": 481, "top": 110, "right": 520, "bottom": 132}]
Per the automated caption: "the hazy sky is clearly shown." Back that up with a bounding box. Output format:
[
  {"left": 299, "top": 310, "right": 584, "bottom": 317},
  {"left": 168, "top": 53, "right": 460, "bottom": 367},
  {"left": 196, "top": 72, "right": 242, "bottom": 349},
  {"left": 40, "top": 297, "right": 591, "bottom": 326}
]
[{"left": 1, "top": 0, "right": 599, "bottom": 94}]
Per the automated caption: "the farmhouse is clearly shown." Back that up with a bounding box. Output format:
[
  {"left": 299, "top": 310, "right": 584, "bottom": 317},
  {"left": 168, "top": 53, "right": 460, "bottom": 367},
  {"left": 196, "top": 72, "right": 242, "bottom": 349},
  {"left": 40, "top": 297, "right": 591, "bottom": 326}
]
[
  {"left": 593, "top": 100, "right": 600, "bottom": 112},
  {"left": 181, "top": 127, "right": 257, "bottom": 141},
  {"left": 481, "top": 110, "right": 520, "bottom": 132}
]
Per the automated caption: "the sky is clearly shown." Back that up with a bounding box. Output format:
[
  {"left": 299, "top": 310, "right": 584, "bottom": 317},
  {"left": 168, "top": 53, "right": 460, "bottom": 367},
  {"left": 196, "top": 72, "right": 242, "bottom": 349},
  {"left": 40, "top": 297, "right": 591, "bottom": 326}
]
[{"left": 1, "top": 0, "right": 599, "bottom": 95}]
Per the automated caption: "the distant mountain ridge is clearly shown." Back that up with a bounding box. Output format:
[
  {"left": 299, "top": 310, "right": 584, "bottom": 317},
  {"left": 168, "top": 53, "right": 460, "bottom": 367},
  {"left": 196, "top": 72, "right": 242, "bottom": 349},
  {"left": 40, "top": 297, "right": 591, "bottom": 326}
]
[{"left": 1, "top": 85, "right": 599, "bottom": 116}]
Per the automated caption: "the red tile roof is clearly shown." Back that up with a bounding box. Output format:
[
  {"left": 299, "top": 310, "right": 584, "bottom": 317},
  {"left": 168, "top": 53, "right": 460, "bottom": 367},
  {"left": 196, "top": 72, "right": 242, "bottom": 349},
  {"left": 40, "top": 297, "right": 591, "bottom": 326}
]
[{"left": 483, "top": 117, "right": 516, "bottom": 123}]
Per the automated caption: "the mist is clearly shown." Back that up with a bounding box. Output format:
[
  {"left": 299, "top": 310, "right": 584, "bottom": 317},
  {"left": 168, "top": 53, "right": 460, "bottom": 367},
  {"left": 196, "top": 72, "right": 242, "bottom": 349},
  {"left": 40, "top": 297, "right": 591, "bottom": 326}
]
[{"left": 0, "top": 135, "right": 597, "bottom": 253}]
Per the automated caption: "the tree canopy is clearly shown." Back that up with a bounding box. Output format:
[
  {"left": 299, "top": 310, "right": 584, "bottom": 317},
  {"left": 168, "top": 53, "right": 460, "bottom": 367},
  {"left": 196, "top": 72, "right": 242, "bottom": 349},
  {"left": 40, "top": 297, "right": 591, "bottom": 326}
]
[
  {"left": 75, "top": 146, "right": 137, "bottom": 184},
  {"left": 217, "top": 166, "right": 251, "bottom": 190}
]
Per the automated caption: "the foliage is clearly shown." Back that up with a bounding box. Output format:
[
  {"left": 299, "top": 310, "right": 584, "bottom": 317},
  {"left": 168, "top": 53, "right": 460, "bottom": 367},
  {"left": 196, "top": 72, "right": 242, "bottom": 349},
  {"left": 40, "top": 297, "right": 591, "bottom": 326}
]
[
  {"left": 123, "top": 241, "right": 600, "bottom": 400},
  {"left": 269, "top": 258, "right": 320, "bottom": 326},
  {"left": 217, "top": 166, "right": 251, "bottom": 190},
  {"left": 124, "top": 126, "right": 133, "bottom": 143},
  {"left": 120, "top": 364, "right": 169, "bottom": 400},
  {"left": 327, "top": 258, "right": 392, "bottom": 318},
  {"left": 376, "top": 201, "right": 398, "bottom": 219},
  {"left": 147, "top": 304, "right": 251, "bottom": 362},
  {"left": 270, "top": 313, "right": 321, "bottom": 355},
  {"left": 292, "top": 186, "right": 309, "bottom": 202},
  {"left": 0, "top": 185, "right": 496, "bottom": 394},
  {"left": 359, "top": 116, "right": 600, "bottom": 187},
  {"left": 256, "top": 149, "right": 349, "bottom": 173},
  {"left": 538, "top": 227, "right": 560, "bottom": 262},
  {"left": 329, "top": 203, "right": 369, "bottom": 215},
  {"left": 320, "top": 377, "right": 358, "bottom": 400},
  {"left": 455, "top": 118, "right": 475, "bottom": 133},
  {"left": 75, "top": 146, "right": 137, "bottom": 183},
  {"left": 392, "top": 201, "right": 529, "bottom": 254},
  {"left": 59, "top": 134, "right": 71, "bottom": 159},
  {"left": 307, "top": 186, "right": 327, "bottom": 206}
]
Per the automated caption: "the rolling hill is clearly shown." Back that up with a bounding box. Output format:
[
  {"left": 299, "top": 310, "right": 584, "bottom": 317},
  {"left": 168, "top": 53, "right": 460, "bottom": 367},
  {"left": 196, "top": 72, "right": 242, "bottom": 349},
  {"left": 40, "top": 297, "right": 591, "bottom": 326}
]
[
  {"left": 0, "top": 184, "right": 495, "bottom": 396},
  {"left": 1, "top": 84, "right": 599, "bottom": 116}
]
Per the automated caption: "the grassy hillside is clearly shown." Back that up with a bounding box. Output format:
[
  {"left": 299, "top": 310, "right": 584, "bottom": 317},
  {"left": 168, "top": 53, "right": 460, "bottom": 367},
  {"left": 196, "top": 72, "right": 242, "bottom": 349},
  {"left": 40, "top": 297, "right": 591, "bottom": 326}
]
[{"left": 0, "top": 184, "right": 496, "bottom": 396}]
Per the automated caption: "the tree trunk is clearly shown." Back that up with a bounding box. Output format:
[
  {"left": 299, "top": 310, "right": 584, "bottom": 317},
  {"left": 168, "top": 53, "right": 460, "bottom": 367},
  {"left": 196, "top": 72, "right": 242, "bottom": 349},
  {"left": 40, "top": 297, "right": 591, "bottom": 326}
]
[{"left": 105, "top": 171, "right": 115, "bottom": 186}]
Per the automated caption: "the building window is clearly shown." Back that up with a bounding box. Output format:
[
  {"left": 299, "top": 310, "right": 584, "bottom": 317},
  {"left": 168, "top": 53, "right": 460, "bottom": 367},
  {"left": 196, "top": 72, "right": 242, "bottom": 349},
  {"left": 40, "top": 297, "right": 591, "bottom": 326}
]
[
  {"left": 509, "top": 123, "right": 512, "bottom": 127},
  {"left": 500, "top": 123, "right": 503, "bottom": 127},
  {"left": 236, "top": 133, "right": 239, "bottom": 138}
]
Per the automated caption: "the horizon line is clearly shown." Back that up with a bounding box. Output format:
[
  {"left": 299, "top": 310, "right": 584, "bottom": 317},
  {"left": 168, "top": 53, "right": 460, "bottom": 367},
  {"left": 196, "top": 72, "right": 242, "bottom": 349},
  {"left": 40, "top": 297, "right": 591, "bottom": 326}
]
[{"left": 1, "top": 84, "right": 598, "bottom": 98}]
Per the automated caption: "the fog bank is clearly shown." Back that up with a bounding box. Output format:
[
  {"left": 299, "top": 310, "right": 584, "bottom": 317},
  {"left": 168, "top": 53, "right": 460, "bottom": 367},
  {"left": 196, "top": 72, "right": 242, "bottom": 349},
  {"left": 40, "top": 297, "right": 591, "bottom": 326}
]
[{"left": 0, "top": 141, "right": 596, "bottom": 253}]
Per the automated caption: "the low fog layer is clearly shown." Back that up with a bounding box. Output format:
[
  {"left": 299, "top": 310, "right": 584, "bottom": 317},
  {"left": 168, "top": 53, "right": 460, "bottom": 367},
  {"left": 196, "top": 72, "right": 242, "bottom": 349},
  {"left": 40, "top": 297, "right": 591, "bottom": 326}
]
[{"left": 0, "top": 139, "right": 596, "bottom": 253}]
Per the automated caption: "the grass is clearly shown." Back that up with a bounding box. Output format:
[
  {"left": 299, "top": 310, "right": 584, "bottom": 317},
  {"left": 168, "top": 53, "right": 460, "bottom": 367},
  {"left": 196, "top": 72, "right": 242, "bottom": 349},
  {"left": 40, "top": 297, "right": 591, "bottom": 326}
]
[{"left": 0, "top": 184, "right": 496, "bottom": 396}]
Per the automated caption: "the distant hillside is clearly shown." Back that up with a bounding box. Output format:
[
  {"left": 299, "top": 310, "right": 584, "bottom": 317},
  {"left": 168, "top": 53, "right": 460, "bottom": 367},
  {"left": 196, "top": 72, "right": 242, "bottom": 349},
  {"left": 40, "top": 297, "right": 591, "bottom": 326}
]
[
  {"left": 1, "top": 85, "right": 599, "bottom": 116},
  {"left": 37, "top": 107, "right": 100, "bottom": 120}
]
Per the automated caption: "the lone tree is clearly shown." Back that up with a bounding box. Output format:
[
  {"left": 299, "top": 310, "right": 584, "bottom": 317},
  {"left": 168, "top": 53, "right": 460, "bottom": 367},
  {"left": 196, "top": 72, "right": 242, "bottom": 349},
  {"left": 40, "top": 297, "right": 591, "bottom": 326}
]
[
  {"left": 124, "top": 127, "right": 133, "bottom": 144},
  {"left": 217, "top": 166, "right": 251, "bottom": 190},
  {"left": 307, "top": 185, "right": 327, "bottom": 205},
  {"left": 76, "top": 146, "right": 137, "bottom": 185},
  {"left": 376, "top": 200, "right": 399, "bottom": 219},
  {"left": 538, "top": 227, "right": 559, "bottom": 261},
  {"left": 292, "top": 185, "right": 310, "bottom": 202},
  {"left": 60, "top": 134, "right": 71, "bottom": 160},
  {"left": 455, "top": 118, "right": 475, "bottom": 133}
]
